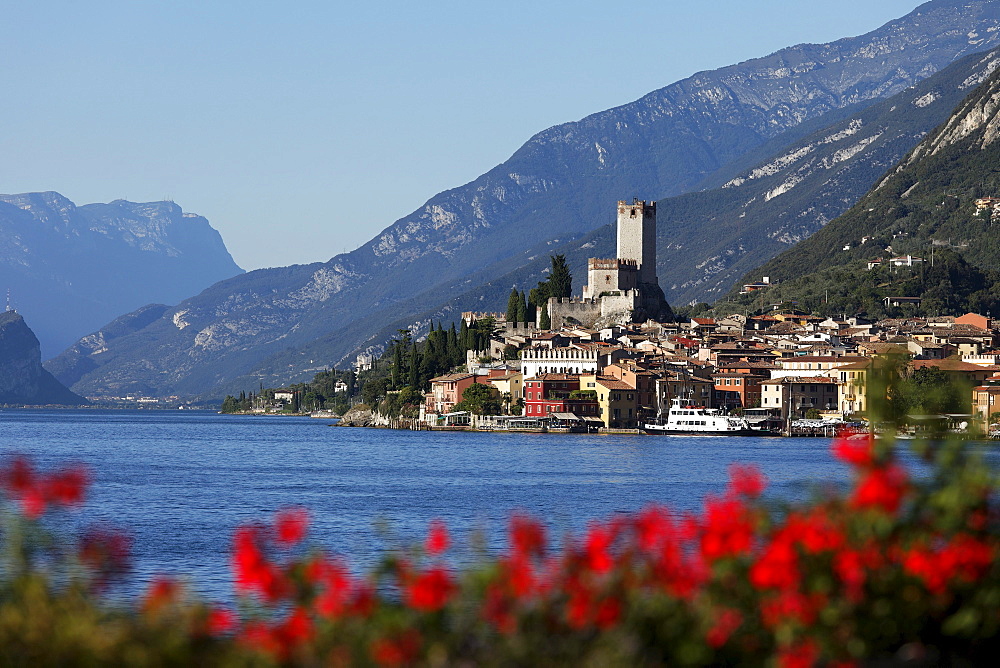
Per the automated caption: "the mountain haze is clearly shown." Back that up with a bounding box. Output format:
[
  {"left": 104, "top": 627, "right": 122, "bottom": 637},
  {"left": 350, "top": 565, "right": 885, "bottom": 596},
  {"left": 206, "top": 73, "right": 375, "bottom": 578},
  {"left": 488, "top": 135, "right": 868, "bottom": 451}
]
[
  {"left": 0, "top": 192, "right": 243, "bottom": 357},
  {"left": 47, "top": 0, "right": 1000, "bottom": 398}
]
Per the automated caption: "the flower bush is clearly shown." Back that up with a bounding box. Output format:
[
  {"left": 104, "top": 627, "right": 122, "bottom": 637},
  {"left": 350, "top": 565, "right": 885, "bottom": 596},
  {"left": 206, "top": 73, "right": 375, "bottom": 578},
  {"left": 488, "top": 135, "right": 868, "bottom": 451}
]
[{"left": 1, "top": 427, "right": 997, "bottom": 666}]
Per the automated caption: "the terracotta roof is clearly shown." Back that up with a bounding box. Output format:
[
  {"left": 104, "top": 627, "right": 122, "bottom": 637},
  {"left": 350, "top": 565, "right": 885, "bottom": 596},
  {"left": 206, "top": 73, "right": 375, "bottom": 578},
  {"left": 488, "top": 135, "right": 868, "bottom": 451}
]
[
  {"left": 762, "top": 376, "right": 838, "bottom": 385},
  {"left": 832, "top": 359, "right": 873, "bottom": 370},
  {"left": 594, "top": 377, "right": 635, "bottom": 390},
  {"left": 429, "top": 373, "right": 475, "bottom": 382},
  {"left": 911, "top": 359, "right": 991, "bottom": 372}
]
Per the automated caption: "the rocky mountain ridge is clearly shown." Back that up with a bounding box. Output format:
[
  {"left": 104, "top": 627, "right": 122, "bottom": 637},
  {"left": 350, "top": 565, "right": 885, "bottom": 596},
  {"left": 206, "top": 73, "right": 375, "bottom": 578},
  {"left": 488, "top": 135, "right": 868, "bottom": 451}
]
[
  {"left": 0, "top": 192, "right": 243, "bottom": 357},
  {"left": 45, "top": 0, "right": 1000, "bottom": 398},
  {"left": 726, "top": 60, "right": 1000, "bottom": 314}
]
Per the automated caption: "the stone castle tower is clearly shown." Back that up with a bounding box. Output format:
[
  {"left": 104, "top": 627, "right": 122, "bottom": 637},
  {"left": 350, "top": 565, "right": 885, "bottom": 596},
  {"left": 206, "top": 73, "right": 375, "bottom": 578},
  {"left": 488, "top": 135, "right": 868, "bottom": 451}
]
[
  {"left": 616, "top": 199, "right": 657, "bottom": 286},
  {"left": 549, "top": 198, "right": 673, "bottom": 329}
]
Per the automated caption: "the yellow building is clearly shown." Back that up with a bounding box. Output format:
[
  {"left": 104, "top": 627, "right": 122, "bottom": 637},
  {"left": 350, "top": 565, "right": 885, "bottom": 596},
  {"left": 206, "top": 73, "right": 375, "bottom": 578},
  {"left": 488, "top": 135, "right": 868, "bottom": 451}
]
[
  {"left": 580, "top": 373, "right": 638, "bottom": 428},
  {"left": 836, "top": 359, "right": 872, "bottom": 416},
  {"left": 488, "top": 372, "right": 524, "bottom": 414}
]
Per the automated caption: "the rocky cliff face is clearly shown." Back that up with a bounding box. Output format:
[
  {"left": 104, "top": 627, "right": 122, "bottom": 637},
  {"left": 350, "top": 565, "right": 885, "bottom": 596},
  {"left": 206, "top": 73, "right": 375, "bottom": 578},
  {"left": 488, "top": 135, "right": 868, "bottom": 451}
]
[
  {"left": 0, "top": 192, "right": 243, "bottom": 357},
  {"left": 45, "top": 0, "right": 1000, "bottom": 398},
  {"left": 0, "top": 311, "right": 85, "bottom": 405}
]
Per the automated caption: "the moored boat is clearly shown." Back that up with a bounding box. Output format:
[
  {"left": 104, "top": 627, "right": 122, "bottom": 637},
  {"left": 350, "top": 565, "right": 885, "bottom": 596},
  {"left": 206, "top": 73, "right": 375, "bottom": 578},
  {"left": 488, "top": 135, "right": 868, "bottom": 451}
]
[{"left": 643, "top": 396, "right": 779, "bottom": 436}]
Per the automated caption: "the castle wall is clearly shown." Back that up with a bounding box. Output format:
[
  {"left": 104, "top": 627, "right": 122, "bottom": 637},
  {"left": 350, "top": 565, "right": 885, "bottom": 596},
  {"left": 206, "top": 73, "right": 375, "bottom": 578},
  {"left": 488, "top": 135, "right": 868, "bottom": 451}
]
[
  {"left": 546, "top": 297, "right": 603, "bottom": 329},
  {"left": 600, "top": 291, "right": 641, "bottom": 317}
]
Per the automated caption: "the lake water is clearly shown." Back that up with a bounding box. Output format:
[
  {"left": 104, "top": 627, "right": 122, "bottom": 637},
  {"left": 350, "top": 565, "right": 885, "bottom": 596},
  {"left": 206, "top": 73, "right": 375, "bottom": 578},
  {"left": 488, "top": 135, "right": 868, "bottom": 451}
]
[{"left": 0, "top": 409, "right": 853, "bottom": 603}]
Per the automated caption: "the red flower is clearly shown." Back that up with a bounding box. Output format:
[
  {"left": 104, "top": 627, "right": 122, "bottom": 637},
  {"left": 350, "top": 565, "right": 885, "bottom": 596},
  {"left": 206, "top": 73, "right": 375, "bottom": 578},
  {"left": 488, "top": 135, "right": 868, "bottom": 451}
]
[
  {"left": 21, "top": 488, "right": 46, "bottom": 519},
  {"left": 240, "top": 621, "right": 281, "bottom": 657},
  {"left": 45, "top": 466, "right": 89, "bottom": 507},
  {"left": 310, "top": 555, "right": 354, "bottom": 618},
  {"left": 902, "top": 534, "right": 996, "bottom": 594},
  {"left": 404, "top": 566, "right": 454, "bottom": 612},
  {"left": 831, "top": 434, "right": 874, "bottom": 467},
  {"left": 728, "top": 463, "right": 767, "bottom": 498},
  {"left": 483, "top": 583, "right": 517, "bottom": 634},
  {"left": 231, "top": 525, "right": 289, "bottom": 602},
  {"left": 509, "top": 514, "right": 546, "bottom": 557},
  {"left": 425, "top": 518, "right": 449, "bottom": 555},
  {"left": 370, "top": 631, "right": 421, "bottom": 667},
  {"left": 777, "top": 638, "right": 820, "bottom": 668},
  {"left": 0, "top": 456, "right": 35, "bottom": 496},
  {"left": 761, "top": 591, "right": 825, "bottom": 629},
  {"left": 653, "top": 542, "right": 708, "bottom": 600},
  {"left": 706, "top": 608, "right": 743, "bottom": 648},
  {"left": 143, "top": 575, "right": 181, "bottom": 612},
  {"left": 700, "top": 496, "right": 755, "bottom": 562},
  {"left": 852, "top": 464, "right": 907, "bottom": 514},
  {"left": 750, "top": 536, "right": 799, "bottom": 591},
  {"left": 0, "top": 457, "right": 90, "bottom": 518},
  {"left": 834, "top": 548, "right": 867, "bottom": 602},
  {"left": 206, "top": 607, "right": 236, "bottom": 636},
  {"left": 565, "top": 577, "right": 593, "bottom": 629},
  {"left": 274, "top": 507, "right": 309, "bottom": 547},
  {"left": 78, "top": 525, "right": 132, "bottom": 589},
  {"left": 634, "top": 504, "right": 674, "bottom": 552},
  {"left": 501, "top": 554, "right": 537, "bottom": 598},
  {"left": 272, "top": 607, "right": 313, "bottom": 657},
  {"left": 594, "top": 596, "right": 622, "bottom": 629},
  {"left": 350, "top": 582, "right": 377, "bottom": 617},
  {"left": 584, "top": 523, "right": 614, "bottom": 574}
]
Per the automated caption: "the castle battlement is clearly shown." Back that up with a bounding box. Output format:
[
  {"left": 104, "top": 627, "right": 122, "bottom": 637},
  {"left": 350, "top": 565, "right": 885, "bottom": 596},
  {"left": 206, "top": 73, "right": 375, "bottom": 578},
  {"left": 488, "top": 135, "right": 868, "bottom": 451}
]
[{"left": 588, "top": 258, "right": 637, "bottom": 271}]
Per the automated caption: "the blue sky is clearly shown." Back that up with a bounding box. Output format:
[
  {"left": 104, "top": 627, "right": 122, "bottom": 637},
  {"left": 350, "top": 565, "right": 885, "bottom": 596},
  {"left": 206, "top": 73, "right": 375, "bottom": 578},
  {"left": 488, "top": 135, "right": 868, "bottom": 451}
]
[{"left": 0, "top": 0, "right": 924, "bottom": 270}]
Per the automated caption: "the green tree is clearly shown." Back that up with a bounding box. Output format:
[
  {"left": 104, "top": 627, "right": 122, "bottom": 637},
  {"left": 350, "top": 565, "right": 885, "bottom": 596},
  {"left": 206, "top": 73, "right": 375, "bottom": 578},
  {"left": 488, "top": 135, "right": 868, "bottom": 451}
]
[
  {"left": 548, "top": 254, "right": 573, "bottom": 299},
  {"left": 539, "top": 304, "right": 551, "bottom": 330},
  {"left": 453, "top": 383, "right": 502, "bottom": 415},
  {"left": 506, "top": 288, "right": 520, "bottom": 323},
  {"left": 516, "top": 290, "right": 528, "bottom": 323},
  {"left": 362, "top": 377, "right": 387, "bottom": 407}
]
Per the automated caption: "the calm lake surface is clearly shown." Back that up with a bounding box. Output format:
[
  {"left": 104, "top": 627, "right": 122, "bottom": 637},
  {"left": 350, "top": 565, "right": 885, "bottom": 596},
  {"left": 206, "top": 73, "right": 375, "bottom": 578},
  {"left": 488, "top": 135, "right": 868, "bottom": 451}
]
[{"left": 0, "top": 409, "right": 854, "bottom": 602}]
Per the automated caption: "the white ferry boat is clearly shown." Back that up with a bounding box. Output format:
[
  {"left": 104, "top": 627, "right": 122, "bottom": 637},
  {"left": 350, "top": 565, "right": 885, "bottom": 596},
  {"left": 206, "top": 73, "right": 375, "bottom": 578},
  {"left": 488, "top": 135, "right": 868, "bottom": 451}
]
[{"left": 643, "top": 396, "right": 776, "bottom": 436}]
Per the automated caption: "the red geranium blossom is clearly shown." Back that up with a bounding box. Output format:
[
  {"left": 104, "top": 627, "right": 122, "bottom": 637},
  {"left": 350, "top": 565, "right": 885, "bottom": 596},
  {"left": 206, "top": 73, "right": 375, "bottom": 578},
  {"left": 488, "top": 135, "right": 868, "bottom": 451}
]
[
  {"left": 274, "top": 507, "right": 309, "bottom": 547},
  {"left": 425, "top": 518, "right": 449, "bottom": 555},
  {"left": 404, "top": 566, "right": 454, "bottom": 612}
]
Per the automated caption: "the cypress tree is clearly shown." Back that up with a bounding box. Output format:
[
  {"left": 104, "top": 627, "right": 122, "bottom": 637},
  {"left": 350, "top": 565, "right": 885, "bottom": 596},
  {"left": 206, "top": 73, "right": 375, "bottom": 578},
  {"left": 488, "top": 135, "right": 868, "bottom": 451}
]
[
  {"left": 516, "top": 290, "right": 528, "bottom": 324},
  {"left": 459, "top": 319, "right": 470, "bottom": 351},
  {"left": 549, "top": 254, "right": 572, "bottom": 298},
  {"left": 506, "top": 288, "right": 520, "bottom": 322},
  {"left": 539, "top": 303, "right": 551, "bottom": 330},
  {"left": 408, "top": 345, "right": 420, "bottom": 388},
  {"left": 447, "top": 323, "right": 460, "bottom": 365},
  {"left": 391, "top": 343, "right": 403, "bottom": 389}
]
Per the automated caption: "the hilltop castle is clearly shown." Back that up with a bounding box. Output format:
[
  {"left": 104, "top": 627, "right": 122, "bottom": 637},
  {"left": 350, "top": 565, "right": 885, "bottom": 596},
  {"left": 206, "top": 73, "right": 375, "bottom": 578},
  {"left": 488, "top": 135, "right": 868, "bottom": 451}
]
[{"left": 546, "top": 199, "right": 672, "bottom": 329}]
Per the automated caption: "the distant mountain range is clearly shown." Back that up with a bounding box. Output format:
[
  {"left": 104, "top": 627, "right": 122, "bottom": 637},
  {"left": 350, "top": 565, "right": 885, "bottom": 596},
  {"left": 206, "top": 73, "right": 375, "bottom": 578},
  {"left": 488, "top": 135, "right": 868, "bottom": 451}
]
[
  {"left": 0, "top": 192, "right": 243, "bottom": 358},
  {"left": 44, "top": 0, "right": 1000, "bottom": 399}
]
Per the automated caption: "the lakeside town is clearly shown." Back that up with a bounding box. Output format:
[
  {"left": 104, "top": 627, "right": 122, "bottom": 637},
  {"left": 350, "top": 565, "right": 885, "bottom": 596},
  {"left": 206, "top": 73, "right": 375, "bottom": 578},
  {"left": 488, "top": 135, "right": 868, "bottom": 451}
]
[{"left": 230, "top": 200, "right": 1000, "bottom": 437}]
